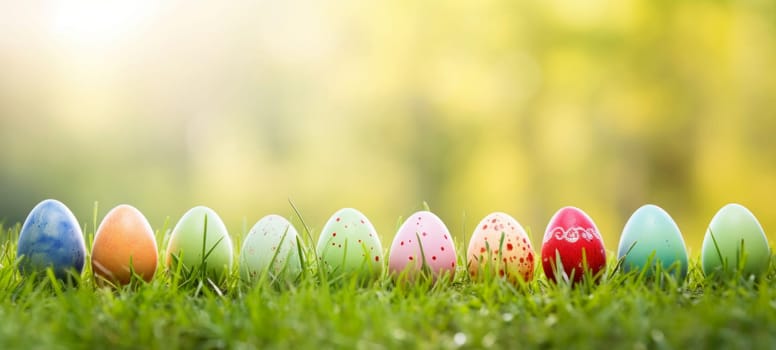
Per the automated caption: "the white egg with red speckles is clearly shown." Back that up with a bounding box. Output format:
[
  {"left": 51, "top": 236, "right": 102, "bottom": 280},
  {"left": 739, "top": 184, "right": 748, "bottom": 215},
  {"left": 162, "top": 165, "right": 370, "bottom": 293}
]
[{"left": 467, "top": 212, "right": 535, "bottom": 284}]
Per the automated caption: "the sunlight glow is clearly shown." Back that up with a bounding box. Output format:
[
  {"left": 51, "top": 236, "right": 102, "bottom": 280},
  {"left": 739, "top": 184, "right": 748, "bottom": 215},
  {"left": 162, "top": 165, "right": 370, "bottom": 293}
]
[{"left": 50, "top": 1, "right": 158, "bottom": 49}]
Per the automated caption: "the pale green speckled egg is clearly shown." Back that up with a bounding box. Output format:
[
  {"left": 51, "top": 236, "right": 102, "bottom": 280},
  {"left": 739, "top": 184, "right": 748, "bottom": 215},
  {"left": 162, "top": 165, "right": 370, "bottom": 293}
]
[{"left": 239, "top": 215, "right": 302, "bottom": 282}]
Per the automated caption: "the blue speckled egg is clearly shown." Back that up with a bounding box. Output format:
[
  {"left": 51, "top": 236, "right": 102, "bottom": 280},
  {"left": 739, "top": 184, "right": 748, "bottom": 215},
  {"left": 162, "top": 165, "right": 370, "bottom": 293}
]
[{"left": 17, "top": 199, "right": 87, "bottom": 279}]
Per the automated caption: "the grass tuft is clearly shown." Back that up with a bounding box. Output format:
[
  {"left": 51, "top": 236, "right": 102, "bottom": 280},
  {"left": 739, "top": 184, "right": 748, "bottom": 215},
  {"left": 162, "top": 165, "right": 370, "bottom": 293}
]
[{"left": 0, "top": 211, "right": 774, "bottom": 349}]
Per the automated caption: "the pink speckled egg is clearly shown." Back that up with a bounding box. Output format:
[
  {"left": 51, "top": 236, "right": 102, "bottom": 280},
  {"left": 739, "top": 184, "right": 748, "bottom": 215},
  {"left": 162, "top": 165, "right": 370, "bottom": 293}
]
[
  {"left": 467, "top": 212, "right": 535, "bottom": 284},
  {"left": 388, "top": 211, "right": 457, "bottom": 281}
]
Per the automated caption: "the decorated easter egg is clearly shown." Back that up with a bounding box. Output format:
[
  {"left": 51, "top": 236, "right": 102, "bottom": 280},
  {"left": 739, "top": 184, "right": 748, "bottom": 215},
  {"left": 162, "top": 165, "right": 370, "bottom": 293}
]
[
  {"left": 389, "top": 211, "right": 457, "bottom": 280},
  {"left": 701, "top": 203, "right": 770, "bottom": 277},
  {"left": 165, "top": 206, "right": 234, "bottom": 279},
  {"left": 467, "top": 212, "right": 534, "bottom": 283},
  {"left": 17, "top": 199, "right": 87, "bottom": 280},
  {"left": 91, "top": 205, "right": 158, "bottom": 285},
  {"left": 616, "top": 205, "right": 688, "bottom": 278},
  {"left": 541, "top": 206, "right": 606, "bottom": 284},
  {"left": 240, "top": 215, "right": 302, "bottom": 282},
  {"left": 315, "top": 208, "right": 383, "bottom": 279}
]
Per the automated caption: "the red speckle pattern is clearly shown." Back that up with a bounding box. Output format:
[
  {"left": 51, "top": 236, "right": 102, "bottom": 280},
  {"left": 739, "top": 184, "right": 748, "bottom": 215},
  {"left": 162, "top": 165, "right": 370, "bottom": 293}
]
[
  {"left": 388, "top": 211, "right": 457, "bottom": 281},
  {"left": 540, "top": 206, "right": 606, "bottom": 284},
  {"left": 315, "top": 208, "right": 384, "bottom": 277},
  {"left": 466, "top": 212, "right": 535, "bottom": 285}
]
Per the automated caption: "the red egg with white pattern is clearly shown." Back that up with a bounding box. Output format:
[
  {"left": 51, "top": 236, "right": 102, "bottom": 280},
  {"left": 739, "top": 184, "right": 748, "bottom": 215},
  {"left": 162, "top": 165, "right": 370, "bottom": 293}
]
[{"left": 541, "top": 206, "right": 606, "bottom": 284}]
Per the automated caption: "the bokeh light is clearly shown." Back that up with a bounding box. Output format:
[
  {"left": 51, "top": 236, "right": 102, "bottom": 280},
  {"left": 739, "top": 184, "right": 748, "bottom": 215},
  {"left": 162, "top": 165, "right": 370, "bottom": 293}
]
[{"left": 1, "top": 0, "right": 775, "bottom": 254}]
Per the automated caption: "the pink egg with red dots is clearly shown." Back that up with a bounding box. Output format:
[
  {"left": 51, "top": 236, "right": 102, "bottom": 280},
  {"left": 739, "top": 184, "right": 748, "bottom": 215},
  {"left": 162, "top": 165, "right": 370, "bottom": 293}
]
[
  {"left": 541, "top": 206, "right": 607, "bottom": 284},
  {"left": 388, "top": 211, "right": 457, "bottom": 281},
  {"left": 467, "top": 212, "right": 535, "bottom": 284}
]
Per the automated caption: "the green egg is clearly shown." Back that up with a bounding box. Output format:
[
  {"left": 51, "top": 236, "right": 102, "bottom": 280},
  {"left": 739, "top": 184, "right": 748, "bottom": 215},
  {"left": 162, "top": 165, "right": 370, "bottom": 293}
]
[
  {"left": 315, "top": 208, "right": 383, "bottom": 280},
  {"left": 239, "top": 215, "right": 302, "bottom": 283},
  {"left": 701, "top": 203, "right": 770, "bottom": 277},
  {"left": 165, "top": 206, "right": 234, "bottom": 280},
  {"left": 617, "top": 204, "right": 689, "bottom": 278}
]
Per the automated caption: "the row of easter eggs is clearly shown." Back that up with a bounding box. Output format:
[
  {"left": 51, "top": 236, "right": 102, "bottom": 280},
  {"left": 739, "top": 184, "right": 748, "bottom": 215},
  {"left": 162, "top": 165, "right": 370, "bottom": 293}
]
[{"left": 14, "top": 199, "right": 771, "bottom": 285}]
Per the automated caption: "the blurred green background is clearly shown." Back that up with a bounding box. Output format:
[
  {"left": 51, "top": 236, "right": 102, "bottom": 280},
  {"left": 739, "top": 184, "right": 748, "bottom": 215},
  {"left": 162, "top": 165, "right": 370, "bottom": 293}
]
[{"left": 1, "top": 0, "right": 775, "bottom": 255}]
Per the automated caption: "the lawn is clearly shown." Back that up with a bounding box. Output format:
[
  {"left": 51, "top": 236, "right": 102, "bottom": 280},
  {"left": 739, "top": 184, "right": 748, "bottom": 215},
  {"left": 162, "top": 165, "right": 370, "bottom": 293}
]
[{"left": 0, "top": 220, "right": 774, "bottom": 350}]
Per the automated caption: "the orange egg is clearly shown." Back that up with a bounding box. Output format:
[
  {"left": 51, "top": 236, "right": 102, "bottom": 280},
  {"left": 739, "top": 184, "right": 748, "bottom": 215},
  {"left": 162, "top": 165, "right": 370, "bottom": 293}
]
[{"left": 91, "top": 205, "right": 158, "bottom": 285}]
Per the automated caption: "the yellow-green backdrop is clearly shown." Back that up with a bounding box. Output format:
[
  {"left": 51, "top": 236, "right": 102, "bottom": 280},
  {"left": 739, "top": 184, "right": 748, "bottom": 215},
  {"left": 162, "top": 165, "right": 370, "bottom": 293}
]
[{"left": 1, "top": 0, "right": 775, "bottom": 256}]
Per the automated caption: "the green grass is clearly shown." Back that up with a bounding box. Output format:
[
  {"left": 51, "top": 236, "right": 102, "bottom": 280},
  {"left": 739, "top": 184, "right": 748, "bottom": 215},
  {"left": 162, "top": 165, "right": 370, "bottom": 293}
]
[{"left": 1, "top": 219, "right": 775, "bottom": 350}]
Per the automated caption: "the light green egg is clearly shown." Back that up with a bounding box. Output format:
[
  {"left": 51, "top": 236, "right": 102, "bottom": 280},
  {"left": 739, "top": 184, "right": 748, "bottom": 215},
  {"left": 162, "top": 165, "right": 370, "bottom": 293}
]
[
  {"left": 315, "top": 208, "right": 383, "bottom": 280},
  {"left": 616, "top": 204, "right": 689, "bottom": 278},
  {"left": 239, "top": 215, "right": 302, "bottom": 282},
  {"left": 165, "top": 206, "right": 234, "bottom": 279},
  {"left": 701, "top": 203, "right": 770, "bottom": 277}
]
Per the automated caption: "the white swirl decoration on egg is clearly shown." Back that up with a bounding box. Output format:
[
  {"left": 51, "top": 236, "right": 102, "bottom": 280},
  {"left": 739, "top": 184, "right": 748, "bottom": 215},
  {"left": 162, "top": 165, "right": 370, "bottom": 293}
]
[{"left": 548, "top": 227, "right": 597, "bottom": 243}]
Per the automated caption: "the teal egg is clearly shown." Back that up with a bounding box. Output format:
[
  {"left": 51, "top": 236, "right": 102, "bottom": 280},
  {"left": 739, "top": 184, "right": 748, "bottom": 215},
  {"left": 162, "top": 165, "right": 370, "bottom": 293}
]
[
  {"left": 617, "top": 204, "right": 689, "bottom": 278},
  {"left": 16, "top": 199, "right": 87, "bottom": 280},
  {"left": 701, "top": 204, "right": 770, "bottom": 277}
]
